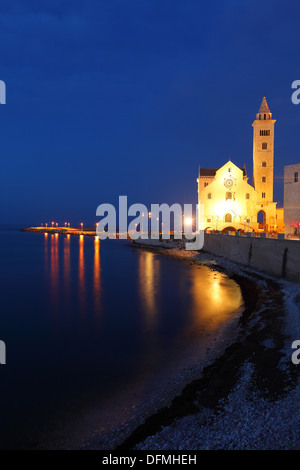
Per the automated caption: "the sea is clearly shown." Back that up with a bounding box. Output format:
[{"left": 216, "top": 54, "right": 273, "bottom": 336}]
[{"left": 0, "top": 226, "right": 243, "bottom": 449}]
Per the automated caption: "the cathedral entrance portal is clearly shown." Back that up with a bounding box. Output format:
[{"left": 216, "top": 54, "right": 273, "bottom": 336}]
[{"left": 257, "top": 210, "right": 266, "bottom": 230}]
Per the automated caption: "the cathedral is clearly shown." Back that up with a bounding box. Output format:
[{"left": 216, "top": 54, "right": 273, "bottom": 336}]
[{"left": 197, "top": 97, "right": 281, "bottom": 233}]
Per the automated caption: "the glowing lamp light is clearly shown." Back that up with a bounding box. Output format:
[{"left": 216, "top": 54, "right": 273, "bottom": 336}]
[{"left": 185, "top": 217, "right": 192, "bottom": 225}]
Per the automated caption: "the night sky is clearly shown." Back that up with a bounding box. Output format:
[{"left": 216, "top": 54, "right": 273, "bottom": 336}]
[{"left": 1, "top": 0, "right": 300, "bottom": 226}]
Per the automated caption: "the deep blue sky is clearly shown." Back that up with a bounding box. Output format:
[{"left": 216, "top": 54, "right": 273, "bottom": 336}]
[{"left": 1, "top": 0, "right": 300, "bottom": 226}]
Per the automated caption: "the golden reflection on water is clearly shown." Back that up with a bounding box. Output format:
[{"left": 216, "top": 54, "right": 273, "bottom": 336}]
[
  {"left": 190, "top": 268, "right": 243, "bottom": 332},
  {"left": 45, "top": 235, "right": 241, "bottom": 335},
  {"left": 93, "top": 237, "right": 102, "bottom": 317},
  {"left": 50, "top": 234, "right": 59, "bottom": 311},
  {"left": 138, "top": 251, "right": 159, "bottom": 328},
  {"left": 44, "top": 233, "right": 48, "bottom": 273},
  {"left": 78, "top": 235, "right": 86, "bottom": 312},
  {"left": 45, "top": 234, "right": 103, "bottom": 321},
  {"left": 138, "top": 250, "right": 243, "bottom": 337},
  {"left": 63, "top": 235, "right": 71, "bottom": 306}
]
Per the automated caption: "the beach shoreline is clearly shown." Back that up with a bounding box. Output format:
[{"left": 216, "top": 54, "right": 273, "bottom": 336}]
[
  {"left": 80, "top": 245, "right": 300, "bottom": 450},
  {"left": 20, "top": 239, "right": 299, "bottom": 450}
]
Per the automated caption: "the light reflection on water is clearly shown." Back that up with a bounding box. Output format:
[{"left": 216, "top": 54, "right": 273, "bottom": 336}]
[
  {"left": 0, "top": 230, "right": 243, "bottom": 448},
  {"left": 190, "top": 268, "right": 242, "bottom": 332},
  {"left": 78, "top": 234, "right": 86, "bottom": 314},
  {"left": 138, "top": 251, "right": 160, "bottom": 329},
  {"left": 93, "top": 237, "right": 101, "bottom": 318},
  {"left": 44, "top": 235, "right": 242, "bottom": 337},
  {"left": 50, "top": 233, "right": 59, "bottom": 311}
]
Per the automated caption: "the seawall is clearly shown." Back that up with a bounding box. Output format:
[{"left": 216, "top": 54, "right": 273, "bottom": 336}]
[
  {"left": 133, "top": 233, "right": 300, "bottom": 282},
  {"left": 202, "top": 233, "right": 300, "bottom": 281}
]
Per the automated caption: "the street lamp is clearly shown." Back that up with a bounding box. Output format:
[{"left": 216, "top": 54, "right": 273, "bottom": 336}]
[
  {"left": 81, "top": 222, "right": 83, "bottom": 233},
  {"left": 52, "top": 221, "right": 54, "bottom": 228},
  {"left": 185, "top": 217, "right": 192, "bottom": 237},
  {"left": 157, "top": 217, "right": 159, "bottom": 236},
  {"left": 148, "top": 212, "right": 151, "bottom": 235}
]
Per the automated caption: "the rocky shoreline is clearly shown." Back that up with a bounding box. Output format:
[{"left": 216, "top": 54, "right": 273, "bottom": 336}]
[{"left": 85, "top": 245, "right": 300, "bottom": 450}]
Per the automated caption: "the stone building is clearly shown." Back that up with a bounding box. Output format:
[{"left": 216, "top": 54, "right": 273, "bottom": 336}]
[
  {"left": 197, "top": 97, "right": 279, "bottom": 232},
  {"left": 284, "top": 164, "right": 300, "bottom": 235}
]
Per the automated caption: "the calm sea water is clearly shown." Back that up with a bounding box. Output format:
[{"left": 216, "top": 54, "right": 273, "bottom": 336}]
[{"left": 0, "top": 227, "right": 242, "bottom": 449}]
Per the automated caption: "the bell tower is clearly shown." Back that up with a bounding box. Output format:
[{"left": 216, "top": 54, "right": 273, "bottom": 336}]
[{"left": 252, "top": 96, "right": 276, "bottom": 203}]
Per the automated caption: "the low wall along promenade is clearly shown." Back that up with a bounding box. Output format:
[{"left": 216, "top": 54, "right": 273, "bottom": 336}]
[
  {"left": 203, "top": 232, "right": 300, "bottom": 282},
  {"left": 134, "top": 232, "right": 300, "bottom": 282}
]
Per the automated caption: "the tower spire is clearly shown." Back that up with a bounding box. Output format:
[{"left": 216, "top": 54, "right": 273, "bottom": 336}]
[
  {"left": 256, "top": 96, "right": 272, "bottom": 120},
  {"left": 258, "top": 96, "right": 270, "bottom": 114}
]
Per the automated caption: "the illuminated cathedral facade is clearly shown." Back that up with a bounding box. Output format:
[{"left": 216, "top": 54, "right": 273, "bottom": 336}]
[{"left": 197, "top": 97, "right": 281, "bottom": 232}]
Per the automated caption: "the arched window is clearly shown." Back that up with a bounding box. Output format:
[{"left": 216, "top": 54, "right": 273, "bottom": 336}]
[
  {"left": 225, "top": 213, "right": 232, "bottom": 223},
  {"left": 262, "top": 161, "right": 267, "bottom": 167},
  {"left": 226, "top": 192, "right": 232, "bottom": 200},
  {"left": 208, "top": 193, "right": 212, "bottom": 199},
  {"left": 246, "top": 193, "right": 250, "bottom": 199}
]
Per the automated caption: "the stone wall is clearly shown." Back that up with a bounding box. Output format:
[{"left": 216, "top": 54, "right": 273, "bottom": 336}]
[
  {"left": 134, "top": 233, "right": 300, "bottom": 282},
  {"left": 203, "top": 233, "right": 300, "bottom": 282}
]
